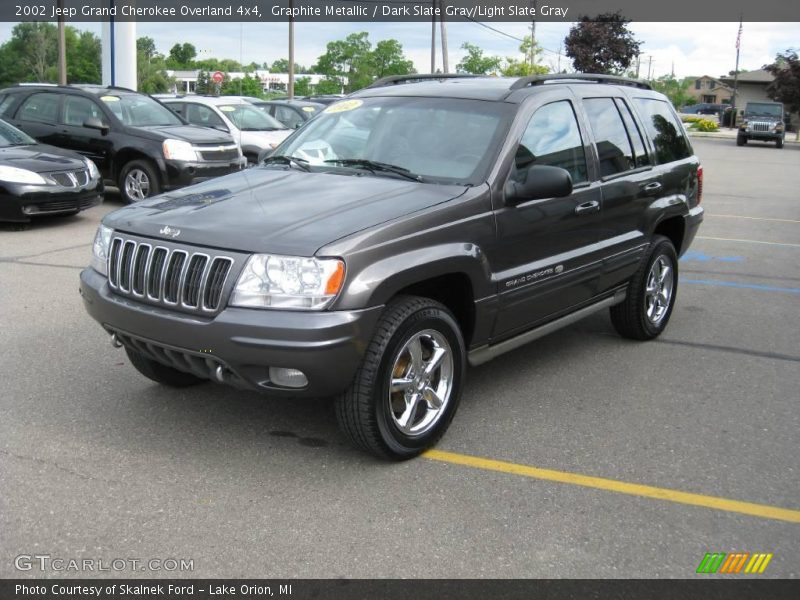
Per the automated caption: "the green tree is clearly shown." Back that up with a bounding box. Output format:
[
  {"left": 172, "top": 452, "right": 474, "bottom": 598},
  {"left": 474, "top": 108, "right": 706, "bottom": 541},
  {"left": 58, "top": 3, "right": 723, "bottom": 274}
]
[
  {"left": 137, "top": 37, "right": 158, "bottom": 61},
  {"left": 194, "top": 70, "right": 211, "bottom": 95},
  {"left": 270, "top": 58, "right": 307, "bottom": 73},
  {"left": 456, "top": 43, "right": 502, "bottom": 75},
  {"left": 370, "top": 39, "right": 415, "bottom": 79},
  {"left": 651, "top": 75, "right": 694, "bottom": 109},
  {"left": 314, "top": 32, "right": 372, "bottom": 92},
  {"left": 294, "top": 77, "right": 312, "bottom": 96},
  {"left": 501, "top": 35, "right": 549, "bottom": 77},
  {"left": 315, "top": 78, "right": 344, "bottom": 95},
  {"left": 65, "top": 29, "right": 101, "bottom": 83},
  {"left": 220, "top": 73, "right": 263, "bottom": 97},
  {"left": 564, "top": 12, "right": 642, "bottom": 74},
  {"left": 764, "top": 50, "right": 800, "bottom": 117},
  {"left": 167, "top": 43, "right": 196, "bottom": 68}
]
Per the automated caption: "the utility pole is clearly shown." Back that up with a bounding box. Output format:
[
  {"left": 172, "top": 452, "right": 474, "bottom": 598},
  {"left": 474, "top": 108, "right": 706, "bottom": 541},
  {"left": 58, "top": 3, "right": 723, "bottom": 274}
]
[
  {"left": 530, "top": 0, "right": 537, "bottom": 68},
  {"left": 430, "top": 0, "right": 437, "bottom": 72},
  {"left": 731, "top": 17, "right": 742, "bottom": 128},
  {"left": 635, "top": 54, "right": 641, "bottom": 79},
  {"left": 647, "top": 55, "right": 653, "bottom": 80},
  {"left": 57, "top": 0, "right": 66, "bottom": 85},
  {"left": 288, "top": 0, "right": 295, "bottom": 99},
  {"left": 440, "top": 4, "right": 449, "bottom": 73}
]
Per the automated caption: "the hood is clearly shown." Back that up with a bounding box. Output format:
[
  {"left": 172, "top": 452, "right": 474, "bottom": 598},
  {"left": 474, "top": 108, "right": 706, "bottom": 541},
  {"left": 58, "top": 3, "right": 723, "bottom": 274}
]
[
  {"left": 237, "top": 129, "right": 293, "bottom": 147},
  {"left": 130, "top": 124, "right": 234, "bottom": 145},
  {"left": 0, "top": 144, "right": 85, "bottom": 172},
  {"left": 104, "top": 167, "right": 467, "bottom": 256}
]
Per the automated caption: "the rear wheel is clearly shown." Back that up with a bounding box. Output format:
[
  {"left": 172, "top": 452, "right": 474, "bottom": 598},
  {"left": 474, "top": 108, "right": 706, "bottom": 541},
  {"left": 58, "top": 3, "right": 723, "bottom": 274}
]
[
  {"left": 610, "top": 235, "right": 678, "bottom": 340},
  {"left": 335, "top": 296, "right": 465, "bottom": 460},
  {"left": 119, "top": 159, "right": 160, "bottom": 204},
  {"left": 736, "top": 134, "right": 746, "bottom": 146},
  {"left": 125, "top": 347, "right": 206, "bottom": 387}
]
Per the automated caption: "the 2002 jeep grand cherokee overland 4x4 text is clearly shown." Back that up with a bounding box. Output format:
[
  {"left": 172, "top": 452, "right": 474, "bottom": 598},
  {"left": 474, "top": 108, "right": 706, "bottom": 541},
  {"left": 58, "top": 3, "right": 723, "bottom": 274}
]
[{"left": 81, "top": 74, "right": 704, "bottom": 460}]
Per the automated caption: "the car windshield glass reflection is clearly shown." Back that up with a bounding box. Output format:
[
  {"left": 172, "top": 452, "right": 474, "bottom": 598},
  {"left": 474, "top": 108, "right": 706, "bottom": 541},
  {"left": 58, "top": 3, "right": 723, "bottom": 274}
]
[
  {"left": 101, "top": 95, "right": 183, "bottom": 127},
  {"left": 220, "top": 105, "right": 287, "bottom": 131},
  {"left": 745, "top": 104, "right": 782, "bottom": 118},
  {"left": 0, "top": 119, "right": 36, "bottom": 146},
  {"left": 273, "top": 97, "right": 514, "bottom": 185}
]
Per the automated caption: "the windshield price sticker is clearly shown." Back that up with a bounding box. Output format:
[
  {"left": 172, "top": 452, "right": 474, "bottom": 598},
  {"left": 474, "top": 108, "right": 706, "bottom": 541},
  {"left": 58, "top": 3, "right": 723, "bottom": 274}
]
[{"left": 324, "top": 100, "right": 363, "bottom": 114}]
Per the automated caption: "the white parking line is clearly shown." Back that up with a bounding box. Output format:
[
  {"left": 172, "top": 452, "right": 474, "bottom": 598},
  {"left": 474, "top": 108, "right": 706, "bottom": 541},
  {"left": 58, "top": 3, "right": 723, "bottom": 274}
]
[
  {"left": 697, "top": 236, "right": 800, "bottom": 248},
  {"left": 708, "top": 214, "right": 800, "bottom": 224}
]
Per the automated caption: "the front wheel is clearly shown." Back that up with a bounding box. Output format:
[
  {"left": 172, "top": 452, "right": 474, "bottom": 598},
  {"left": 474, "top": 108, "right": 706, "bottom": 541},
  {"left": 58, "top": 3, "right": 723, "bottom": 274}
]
[
  {"left": 610, "top": 235, "right": 678, "bottom": 340},
  {"left": 736, "top": 134, "right": 746, "bottom": 146},
  {"left": 776, "top": 137, "right": 784, "bottom": 149},
  {"left": 335, "top": 296, "right": 465, "bottom": 460},
  {"left": 119, "top": 159, "right": 160, "bottom": 204}
]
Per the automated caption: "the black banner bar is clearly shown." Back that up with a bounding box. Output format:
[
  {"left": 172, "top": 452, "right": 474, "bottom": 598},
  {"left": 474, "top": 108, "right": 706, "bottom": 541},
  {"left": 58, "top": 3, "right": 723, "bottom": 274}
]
[
  {"left": 2, "top": 579, "right": 800, "bottom": 600},
  {"left": 2, "top": 0, "right": 798, "bottom": 22}
]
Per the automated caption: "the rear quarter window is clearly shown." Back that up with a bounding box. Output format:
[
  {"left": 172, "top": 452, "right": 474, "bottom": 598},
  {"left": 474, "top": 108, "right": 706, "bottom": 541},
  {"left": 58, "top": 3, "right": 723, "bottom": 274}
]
[{"left": 633, "top": 98, "right": 691, "bottom": 164}]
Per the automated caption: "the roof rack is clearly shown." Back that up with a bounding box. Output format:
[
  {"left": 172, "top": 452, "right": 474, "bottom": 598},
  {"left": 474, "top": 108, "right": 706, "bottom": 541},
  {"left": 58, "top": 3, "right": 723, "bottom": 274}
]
[
  {"left": 510, "top": 74, "right": 652, "bottom": 91},
  {"left": 368, "top": 73, "right": 483, "bottom": 89}
]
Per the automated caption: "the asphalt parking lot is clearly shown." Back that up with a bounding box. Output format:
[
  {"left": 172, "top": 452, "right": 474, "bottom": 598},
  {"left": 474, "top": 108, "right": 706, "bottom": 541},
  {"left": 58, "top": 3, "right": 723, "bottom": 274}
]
[{"left": 1, "top": 137, "right": 798, "bottom": 579}]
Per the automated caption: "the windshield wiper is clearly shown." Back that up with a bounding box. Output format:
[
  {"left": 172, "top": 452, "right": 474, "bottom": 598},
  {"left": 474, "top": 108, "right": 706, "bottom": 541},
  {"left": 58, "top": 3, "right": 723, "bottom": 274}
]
[
  {"left": 323, "top": 159, "right": 423, "bottom": 182},
  {"left": 261, "top": 154, "right": 311, "bottom": 172}
]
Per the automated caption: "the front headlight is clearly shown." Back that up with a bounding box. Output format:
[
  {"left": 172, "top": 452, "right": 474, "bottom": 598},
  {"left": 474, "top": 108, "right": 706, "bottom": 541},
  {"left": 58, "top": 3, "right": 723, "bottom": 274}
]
[
  {"left": 0, "top": 165, "right": 47, "bottom": 185},
  {"left": 230, "top": 254, "right": 345, "bottom": 310},
  {"left": 90, "top": 224, "right": 113, "bottom": 276},
  {"left": 162, "top": 139, "right": 198, "bottom": 161},
  {"left": 85, "top": 158, "right": 100, "bottom": 180}
]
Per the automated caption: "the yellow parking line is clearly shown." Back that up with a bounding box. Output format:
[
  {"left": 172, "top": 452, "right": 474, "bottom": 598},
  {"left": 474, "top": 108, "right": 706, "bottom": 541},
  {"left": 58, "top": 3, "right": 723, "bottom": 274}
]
[
  {"left": 697, "top": 236, "right": 800, "bottom": 248},
  {"left": 423, "top": 449, "right": 800, "bottom": 524},
  {"left": 709, "top": 214, "right": 800, "bottom": 224}
]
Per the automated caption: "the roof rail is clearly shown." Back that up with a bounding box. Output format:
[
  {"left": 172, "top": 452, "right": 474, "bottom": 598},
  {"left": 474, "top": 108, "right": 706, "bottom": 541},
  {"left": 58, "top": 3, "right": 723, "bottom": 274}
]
[
  {"left": 510, "top": 74, "right": 652, "bottom": 91},
  {"left": 368, "top": 73, "right": 483, "bottom": 89}
]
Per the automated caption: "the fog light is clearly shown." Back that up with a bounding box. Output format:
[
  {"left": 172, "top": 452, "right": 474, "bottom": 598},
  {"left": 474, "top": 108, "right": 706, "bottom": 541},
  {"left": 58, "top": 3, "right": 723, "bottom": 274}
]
[{"left": 269, "top": 367, "right": 308, "bottom": 388}]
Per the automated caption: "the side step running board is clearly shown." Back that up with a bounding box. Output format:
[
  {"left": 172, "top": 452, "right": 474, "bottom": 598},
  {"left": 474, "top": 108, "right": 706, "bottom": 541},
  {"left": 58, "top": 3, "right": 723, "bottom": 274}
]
[{"left": 468, "top": 290, "right": 626, "bottom": 367}]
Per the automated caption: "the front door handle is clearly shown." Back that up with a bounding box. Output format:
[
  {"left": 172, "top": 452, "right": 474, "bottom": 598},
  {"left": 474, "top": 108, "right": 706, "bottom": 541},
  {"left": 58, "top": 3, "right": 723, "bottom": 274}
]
[
  {"left": 642, "top": 181, "right": 662, "bottom": 193},
  {"left": 575, "top": 200, "right": 600, "bottom": 215}
]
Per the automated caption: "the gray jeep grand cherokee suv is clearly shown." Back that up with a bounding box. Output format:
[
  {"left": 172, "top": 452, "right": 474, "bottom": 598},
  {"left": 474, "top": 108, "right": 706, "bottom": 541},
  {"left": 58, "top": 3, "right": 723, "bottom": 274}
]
[{"left": 80, "top": 74, "right": 704, "bottom": 460}]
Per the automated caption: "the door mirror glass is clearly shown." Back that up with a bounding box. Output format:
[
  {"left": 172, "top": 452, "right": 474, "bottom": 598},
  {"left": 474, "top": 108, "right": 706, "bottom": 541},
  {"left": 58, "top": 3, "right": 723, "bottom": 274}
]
[
  {"left": 83, "top": 117, "right": 109, "bottom": 135},
  {"left": 505, "top": 165, "right": 573, "bottom": 204}
]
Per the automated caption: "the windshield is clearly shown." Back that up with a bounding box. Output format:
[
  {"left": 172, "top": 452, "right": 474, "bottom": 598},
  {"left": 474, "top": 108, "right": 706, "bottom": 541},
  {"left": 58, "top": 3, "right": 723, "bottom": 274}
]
[
  {"left": 273, "top": 96, "right": 514, "bottom": 185},
  {"left": 745, "top": 103, "right": 783, "bottom": 118},
  {"left": 219, "top": 105, "right": 287, "bottom": 131},
  {"left": 101, "top": 94, "right": 183, "bottom": 127},
  {"left": 0, "top": 119, "right": 35, "bottom": 147}
]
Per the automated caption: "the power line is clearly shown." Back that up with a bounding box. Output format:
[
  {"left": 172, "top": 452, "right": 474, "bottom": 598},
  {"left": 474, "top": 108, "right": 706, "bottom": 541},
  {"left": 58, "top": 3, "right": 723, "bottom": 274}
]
[{"left": 464, "top": 17, "right": 565, "bottom": 57}]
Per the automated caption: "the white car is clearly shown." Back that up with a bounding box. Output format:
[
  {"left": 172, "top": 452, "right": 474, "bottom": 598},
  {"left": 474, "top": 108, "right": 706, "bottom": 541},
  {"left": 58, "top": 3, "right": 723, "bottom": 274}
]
[{"left": 162, "top": 96, "right": 292, "bottom": 164}]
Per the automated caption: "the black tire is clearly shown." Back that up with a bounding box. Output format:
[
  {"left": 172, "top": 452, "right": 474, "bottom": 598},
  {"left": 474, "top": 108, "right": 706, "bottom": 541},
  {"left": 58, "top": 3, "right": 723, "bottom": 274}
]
[
  {"left": 610, "top": 235, "right": 679, "bottom": 341},
  {"left": 736, "top": 134, "right": 746, "bottom": 146},
  {"left": 335, "top": 295, "right": 466, "bottom": 460},
  {"left": 776, "top": 138, "right": 784, "bottom": 149},
  {"left": 125, "top": 347, "right": 206, "bottom": 387},
  {"left": 118, "top": 159, "right": 160, "bottom": 204}
]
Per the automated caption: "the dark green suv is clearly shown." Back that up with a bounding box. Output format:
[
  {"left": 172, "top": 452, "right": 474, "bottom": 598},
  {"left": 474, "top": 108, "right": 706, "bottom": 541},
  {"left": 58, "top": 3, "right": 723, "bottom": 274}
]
[
  {"left": 80, "top": 74, "right": 704, "bottom": 459},
  {"left": 737, "top": 101, "right": 786, "bottom": 148}
]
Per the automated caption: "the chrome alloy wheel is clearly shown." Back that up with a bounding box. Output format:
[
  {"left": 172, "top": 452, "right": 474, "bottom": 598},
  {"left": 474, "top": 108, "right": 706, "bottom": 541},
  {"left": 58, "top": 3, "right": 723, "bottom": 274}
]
[
  {"left": 387, "top": 329, "right": 454, "bottom": 436},
  {"left": 124, "top": 168, "right": 151, "bottom": 200},
  {"left": 645, "top": 255, "right": 674, "bottom": 325}
]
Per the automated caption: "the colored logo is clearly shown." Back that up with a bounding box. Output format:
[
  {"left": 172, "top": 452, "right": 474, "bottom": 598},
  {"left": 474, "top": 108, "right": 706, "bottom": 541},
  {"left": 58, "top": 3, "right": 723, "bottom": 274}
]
[{"left": 696, "top": 552, "right": 773, "bottom": 574}]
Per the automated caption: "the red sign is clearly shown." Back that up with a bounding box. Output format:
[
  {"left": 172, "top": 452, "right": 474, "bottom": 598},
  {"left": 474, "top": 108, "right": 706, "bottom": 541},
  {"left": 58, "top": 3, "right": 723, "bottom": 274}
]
[{"left": 211, "top": 71, "right": 224, "bottom": 84}]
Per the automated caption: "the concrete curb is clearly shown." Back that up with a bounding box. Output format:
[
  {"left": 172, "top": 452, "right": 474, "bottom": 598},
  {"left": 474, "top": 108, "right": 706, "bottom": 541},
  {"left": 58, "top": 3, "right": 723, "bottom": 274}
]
[{"left": 687, "top": 131, "right": 800, "bottom": 144}]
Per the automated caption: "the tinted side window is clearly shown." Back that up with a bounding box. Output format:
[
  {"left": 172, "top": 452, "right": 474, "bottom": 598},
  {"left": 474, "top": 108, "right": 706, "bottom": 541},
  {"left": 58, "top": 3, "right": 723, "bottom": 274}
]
[
  {"left": 584, "top": 98, "right": 635, "bottom": 177},
  {"left": 614, "top": 98, "right": 650, "bottom": 168},
  {"left": 62, "top": 96, "right": 103, "bottom": 126},
  {"left": 516, "top": 101, "right": 588, "bottom": 184},
  {"left": 185, "top": 104, "right": 226, "bottom": 129},
  {"left": 633, "top": 98, "right": 691, "bottom": 164},
  {"left": 166, "top": 103, "right": 185, "bottom": 118},
  {"left": 276, "top": 106, "right": 303, "bottom": 128},
  {"left": 18, "top": 93, "right": 60, "bottom": 124}
]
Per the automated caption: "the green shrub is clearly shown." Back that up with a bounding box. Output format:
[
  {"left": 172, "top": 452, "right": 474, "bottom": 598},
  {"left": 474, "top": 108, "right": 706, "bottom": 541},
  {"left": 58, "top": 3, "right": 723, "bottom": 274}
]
[
  {"left": 681, "top": 115, "right": 702, "bottom": 123},
  {"left": 695, "top": 118, "right": 719, "bottom": 132}
]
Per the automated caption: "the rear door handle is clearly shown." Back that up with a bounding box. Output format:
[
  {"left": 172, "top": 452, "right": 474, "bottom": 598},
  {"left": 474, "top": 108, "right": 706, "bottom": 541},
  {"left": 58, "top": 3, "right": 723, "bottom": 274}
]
[
  {"left": 575, "top": 200, "right": 600, "bottom": 215},
  {"left": 642, "top": 182, "right": 662, "bottom": 193}
]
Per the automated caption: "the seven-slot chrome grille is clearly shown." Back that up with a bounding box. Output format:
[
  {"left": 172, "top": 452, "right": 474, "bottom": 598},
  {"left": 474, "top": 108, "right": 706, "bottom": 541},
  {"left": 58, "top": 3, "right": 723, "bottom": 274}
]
[
  {"left": 751, "top": 122, "right": 770, "bottom": 132},
  {"left": 107, "top": 235, "right": 235, "bottom": 313}
]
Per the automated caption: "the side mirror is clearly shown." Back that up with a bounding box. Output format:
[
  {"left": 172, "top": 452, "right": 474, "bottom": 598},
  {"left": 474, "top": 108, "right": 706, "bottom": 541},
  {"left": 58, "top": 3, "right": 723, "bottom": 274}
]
[
  {"left": 84, "top": 117, "right": 109, "bottom": 136},
  {"left": 505, "top": 164, "right": 573, "bottom": 205}
]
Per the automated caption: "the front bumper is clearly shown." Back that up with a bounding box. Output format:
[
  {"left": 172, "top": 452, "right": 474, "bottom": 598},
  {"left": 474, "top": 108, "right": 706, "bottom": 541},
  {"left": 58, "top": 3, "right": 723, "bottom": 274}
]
[
  {"left": 739, "top": 128, "right": 783, "bottom": 141},
  {"left": 0, "top": 180, "right": 104, "bottom": 222},
  {"left": 80, "top": 268, "right": 383, "bottom": 397},
  {"left": 160, "top": 157, "right": 247, "bottom": 190}
]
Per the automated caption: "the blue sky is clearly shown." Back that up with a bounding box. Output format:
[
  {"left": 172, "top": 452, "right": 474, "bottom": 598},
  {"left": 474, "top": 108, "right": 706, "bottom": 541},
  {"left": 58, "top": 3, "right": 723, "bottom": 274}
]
[{"left": 0, "top": 21, "right": 797, "bottom": 78}]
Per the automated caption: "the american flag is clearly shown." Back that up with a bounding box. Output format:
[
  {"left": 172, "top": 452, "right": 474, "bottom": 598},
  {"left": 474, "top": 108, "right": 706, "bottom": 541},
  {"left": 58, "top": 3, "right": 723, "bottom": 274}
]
[{"left": 735, "top": 21, "right": 743, "bottom": 50}]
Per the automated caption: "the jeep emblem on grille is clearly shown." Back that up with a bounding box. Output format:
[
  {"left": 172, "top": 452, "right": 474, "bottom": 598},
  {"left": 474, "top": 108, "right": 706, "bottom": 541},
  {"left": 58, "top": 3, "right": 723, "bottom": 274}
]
[{"left": 159, "top": 225, "right": 181, "bottom": 238}]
